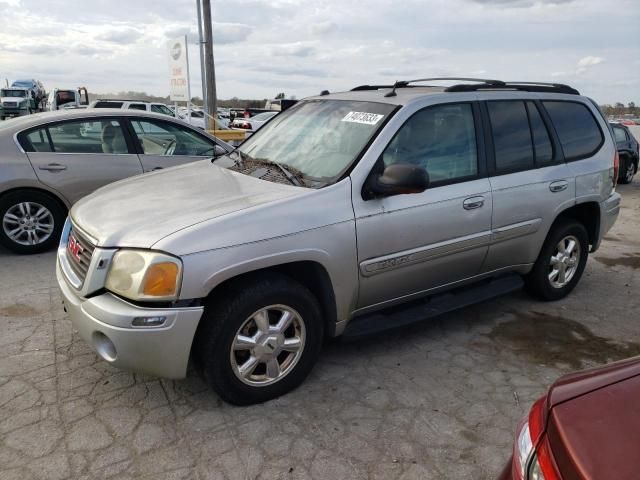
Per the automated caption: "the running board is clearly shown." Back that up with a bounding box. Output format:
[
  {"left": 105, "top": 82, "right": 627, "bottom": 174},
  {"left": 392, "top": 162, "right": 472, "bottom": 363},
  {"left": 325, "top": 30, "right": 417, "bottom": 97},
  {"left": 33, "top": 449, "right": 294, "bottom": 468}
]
[{"left": 342, "top": 274, "right": 524, "bottom": 339}]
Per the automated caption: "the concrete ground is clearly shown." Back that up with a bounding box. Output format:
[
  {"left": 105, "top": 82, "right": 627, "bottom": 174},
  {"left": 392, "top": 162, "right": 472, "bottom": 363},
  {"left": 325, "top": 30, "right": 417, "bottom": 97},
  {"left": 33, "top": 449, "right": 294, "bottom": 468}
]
[{"left": 1, "top": 182, "right": 639, "bottom": 480}]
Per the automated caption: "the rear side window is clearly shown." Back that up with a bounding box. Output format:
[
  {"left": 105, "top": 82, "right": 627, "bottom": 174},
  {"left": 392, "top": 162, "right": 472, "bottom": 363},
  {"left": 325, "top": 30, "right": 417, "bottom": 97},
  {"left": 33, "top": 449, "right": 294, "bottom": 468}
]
[
  {"left": 612, "top": 126, "right": 628, "bottom": 143},
  {"left": 487, "top": 101, "right": 534, "bottom": 172},
  {"left": 94, "top": 101, "right": 123, "bottom": 108},
  {"left": 128, "top": 103, "right": 146, "bottom": 111},
  {"left": 543, "top": 101, "right": 603, "bottom": 161},
  {"left": 22, "top": 128, "right": 53, "bottom": 152},
  {"left": 526, "top": 102, "right": 554, "bottom": 166}
]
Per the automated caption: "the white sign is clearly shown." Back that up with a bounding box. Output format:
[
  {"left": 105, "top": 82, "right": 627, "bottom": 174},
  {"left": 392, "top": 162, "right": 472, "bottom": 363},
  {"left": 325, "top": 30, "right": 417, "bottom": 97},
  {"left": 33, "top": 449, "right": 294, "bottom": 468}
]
[
  {"left": 168, "top": 36, "right": 190, "bottom": 102},
  {"left": 341, "top": 111, "right": 384, "bottom": 125}
]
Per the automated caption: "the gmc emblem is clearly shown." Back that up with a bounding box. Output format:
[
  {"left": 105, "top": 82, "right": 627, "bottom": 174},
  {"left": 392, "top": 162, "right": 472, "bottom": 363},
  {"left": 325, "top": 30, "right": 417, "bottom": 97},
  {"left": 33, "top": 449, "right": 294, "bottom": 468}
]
[{"left": 67, "top": 234, "right": 84, "bottom": 262}]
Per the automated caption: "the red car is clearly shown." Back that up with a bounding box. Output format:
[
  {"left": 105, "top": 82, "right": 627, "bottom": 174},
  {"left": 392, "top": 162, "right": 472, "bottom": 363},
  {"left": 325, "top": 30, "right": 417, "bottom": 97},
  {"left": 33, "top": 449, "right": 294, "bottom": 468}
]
[{"left": 499, "top": 357, "right": 640, "bottom": 480}]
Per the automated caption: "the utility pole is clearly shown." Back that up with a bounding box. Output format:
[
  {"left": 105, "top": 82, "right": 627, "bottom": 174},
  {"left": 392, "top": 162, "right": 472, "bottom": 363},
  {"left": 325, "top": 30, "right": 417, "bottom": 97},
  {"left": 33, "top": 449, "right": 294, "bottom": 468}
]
[
  {"left": 196, "top": 0, "right": 207, "bottom": 120},
  {"left": 201, "top": 0, "right": 217, "bottom": 130}
]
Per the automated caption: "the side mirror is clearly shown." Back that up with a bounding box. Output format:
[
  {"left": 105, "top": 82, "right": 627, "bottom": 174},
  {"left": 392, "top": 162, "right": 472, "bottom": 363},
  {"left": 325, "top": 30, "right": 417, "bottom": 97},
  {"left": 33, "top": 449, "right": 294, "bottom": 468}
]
[
  {"left": 214, "top": 144, "right": 227, "bottom": 157},
  {"left": 366, "top": 163, "right": 429, "bottom": 198}
]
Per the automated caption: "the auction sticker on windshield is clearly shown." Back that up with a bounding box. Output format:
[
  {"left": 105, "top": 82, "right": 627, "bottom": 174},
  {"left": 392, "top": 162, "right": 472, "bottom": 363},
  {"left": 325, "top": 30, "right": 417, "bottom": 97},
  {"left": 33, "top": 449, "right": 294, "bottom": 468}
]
[{"left": 341, "top": 111, "right": 384, "bottom": 125}]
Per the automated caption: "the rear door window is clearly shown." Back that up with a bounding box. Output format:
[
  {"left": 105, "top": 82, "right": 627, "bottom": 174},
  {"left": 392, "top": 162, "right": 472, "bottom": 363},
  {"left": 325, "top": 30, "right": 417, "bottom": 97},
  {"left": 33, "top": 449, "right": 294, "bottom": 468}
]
[
  {"left": 48, "top": 119, "right": 129, "bottom": 154},
  {"left": 487, "top": 101, "right": 534, "bottom": 173},
  {"left": 526, "top": 101, "right": 554, "bottom": 166},
  {"left": 542, "top": 101, "right": 603, "bottom": 161},
  {"left": 128, "top": 103, "right": 147, "bottom": 111}
]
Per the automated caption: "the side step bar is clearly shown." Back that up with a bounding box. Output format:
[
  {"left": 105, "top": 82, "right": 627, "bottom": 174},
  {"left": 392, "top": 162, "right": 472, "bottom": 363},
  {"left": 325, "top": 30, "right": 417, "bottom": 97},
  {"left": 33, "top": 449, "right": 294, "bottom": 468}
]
[{"left": 342, "top": 274, "right": 524, "bottom": 339}]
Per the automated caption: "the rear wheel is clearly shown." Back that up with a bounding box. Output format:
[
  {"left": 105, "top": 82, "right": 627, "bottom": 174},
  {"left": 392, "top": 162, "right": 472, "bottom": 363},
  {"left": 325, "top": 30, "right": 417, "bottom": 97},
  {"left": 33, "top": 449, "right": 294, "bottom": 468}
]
[
  {"left": 195, "top": 274, "right": 324, "bottom": 405},
  {"left": 0, "top": 191, "right": 65, "bottom": 254},
  {"left": 525, "top": 221, "right": 589, "bottom": 301}
]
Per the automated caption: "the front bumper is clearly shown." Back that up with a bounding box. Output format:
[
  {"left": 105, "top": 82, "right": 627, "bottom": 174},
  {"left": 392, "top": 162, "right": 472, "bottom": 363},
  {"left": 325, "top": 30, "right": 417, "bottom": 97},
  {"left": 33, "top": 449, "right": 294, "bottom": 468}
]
[{"left": 56, "top": 260, "right": 204, "bottom": 379}]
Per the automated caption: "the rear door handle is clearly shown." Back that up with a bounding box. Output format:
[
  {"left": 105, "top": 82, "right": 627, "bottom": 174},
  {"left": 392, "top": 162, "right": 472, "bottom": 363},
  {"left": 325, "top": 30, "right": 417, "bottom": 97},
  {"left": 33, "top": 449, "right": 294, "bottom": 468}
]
[
  {"left": 463, "top": 196, "right": 485, "bottom": 210},
  {"left": 38, "top": 163, "right": 67, "bottom": 171},
  {"left": 549, "top": 180, "right": 568, "bottom": 193}
]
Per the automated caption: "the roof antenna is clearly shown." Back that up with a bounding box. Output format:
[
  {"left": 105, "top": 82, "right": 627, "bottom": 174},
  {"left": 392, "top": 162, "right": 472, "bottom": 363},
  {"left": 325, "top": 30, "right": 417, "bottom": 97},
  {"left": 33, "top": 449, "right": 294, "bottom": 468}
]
[{"left": 384, "top": 80, "right": 408, "bottom": 98}]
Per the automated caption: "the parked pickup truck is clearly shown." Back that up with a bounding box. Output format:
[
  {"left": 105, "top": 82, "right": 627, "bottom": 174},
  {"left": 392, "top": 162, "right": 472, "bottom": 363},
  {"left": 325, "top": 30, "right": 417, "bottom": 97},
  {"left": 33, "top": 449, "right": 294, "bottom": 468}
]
[{"left": 0, "top": 88, "right": 36, "bottom": 119}]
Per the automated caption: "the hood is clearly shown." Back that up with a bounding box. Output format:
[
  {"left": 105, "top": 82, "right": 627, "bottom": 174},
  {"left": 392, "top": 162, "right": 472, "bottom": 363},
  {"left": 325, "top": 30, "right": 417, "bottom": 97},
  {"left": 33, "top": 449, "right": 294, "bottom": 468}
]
[{"left": 71, "top": 159, "right": 306, "bottom": 248}]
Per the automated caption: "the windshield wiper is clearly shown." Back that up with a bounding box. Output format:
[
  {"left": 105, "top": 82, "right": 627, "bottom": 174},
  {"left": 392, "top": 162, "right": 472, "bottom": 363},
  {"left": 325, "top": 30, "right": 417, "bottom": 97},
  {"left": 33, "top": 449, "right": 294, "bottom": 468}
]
[
  {"left": 254, "top": 158, "right": 305, "bottom": 187},
  {"left": 232, "top": 151, "right": 306, "bottom": 187}
]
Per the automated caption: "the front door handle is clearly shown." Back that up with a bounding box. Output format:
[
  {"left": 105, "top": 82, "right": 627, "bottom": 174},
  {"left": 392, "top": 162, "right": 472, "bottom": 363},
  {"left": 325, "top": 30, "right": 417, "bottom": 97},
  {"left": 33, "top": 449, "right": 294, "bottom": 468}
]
[
  {"left": 549, "top": 180, "right": 568, "bottom": 193},
  {"left": 39, "top": 163, "right": 67, "bottom": 171},
  {"left": 463, "top": 196, "right": 485, "bottom": 210}
]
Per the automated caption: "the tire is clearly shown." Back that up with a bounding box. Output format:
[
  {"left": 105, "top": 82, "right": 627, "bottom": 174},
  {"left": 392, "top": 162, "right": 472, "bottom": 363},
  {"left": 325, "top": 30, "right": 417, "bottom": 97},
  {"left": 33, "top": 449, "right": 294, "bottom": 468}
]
[
  {"left": 195, "top": 273, "right": 324, "bottom": 405},
  {"left": 525, "top": 221, "right": 589, "bottom": 301},
  {"left": 0, "top": 190, "right": 66, "bottom": 254},
  {"left": 618, "top": 157, "right": 636, "bottom": 184}
]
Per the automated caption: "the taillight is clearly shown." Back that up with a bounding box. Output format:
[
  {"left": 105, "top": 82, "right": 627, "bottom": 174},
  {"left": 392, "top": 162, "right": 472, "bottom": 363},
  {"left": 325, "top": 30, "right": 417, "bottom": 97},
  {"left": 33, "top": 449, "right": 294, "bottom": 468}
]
[
  {"left": 512, "top": 396, "right": 561, "bottom": 480},
  {"left": 612, "top": 151, "right": 620, "bottom": 188}
]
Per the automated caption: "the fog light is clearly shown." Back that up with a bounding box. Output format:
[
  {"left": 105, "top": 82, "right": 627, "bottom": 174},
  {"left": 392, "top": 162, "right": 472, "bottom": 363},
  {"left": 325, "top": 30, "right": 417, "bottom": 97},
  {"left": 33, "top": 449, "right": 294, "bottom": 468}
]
[
  {"left": 132, "top": 316, "right": 167, "bottom": 327},
  {"left": 92, "top": 331, "right": 117, "bottom": 362}
]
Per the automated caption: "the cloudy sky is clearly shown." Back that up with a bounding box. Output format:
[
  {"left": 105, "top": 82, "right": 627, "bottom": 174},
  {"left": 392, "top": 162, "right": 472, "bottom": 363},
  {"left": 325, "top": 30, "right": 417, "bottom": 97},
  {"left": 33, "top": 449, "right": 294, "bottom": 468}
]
[{"left": 1, "top": 0, "right": 638, "bottom": 104}]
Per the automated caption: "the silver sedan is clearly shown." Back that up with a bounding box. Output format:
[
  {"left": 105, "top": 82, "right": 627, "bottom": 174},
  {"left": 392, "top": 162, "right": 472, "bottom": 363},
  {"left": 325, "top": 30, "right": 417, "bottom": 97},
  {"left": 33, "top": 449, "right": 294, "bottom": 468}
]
[{"left": 0, "top": 109, "right": 232, "bottom": 254}]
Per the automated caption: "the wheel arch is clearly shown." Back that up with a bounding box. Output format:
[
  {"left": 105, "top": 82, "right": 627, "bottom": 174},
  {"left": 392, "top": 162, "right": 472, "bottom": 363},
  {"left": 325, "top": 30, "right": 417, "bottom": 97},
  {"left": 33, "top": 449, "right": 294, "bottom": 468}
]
[
  {"left": 551, "top": 201, "right": 600, "bottom": 251},
  {"left": 0, "top": 185, "right": 70, "bottom": 213},
  {"left": 199, "top": 258, "right": 339, "bottom": 338}
]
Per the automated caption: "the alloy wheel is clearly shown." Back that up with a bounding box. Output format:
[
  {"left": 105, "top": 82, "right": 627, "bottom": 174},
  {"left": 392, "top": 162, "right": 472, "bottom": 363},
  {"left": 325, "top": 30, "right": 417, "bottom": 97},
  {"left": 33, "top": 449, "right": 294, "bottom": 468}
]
[
  {"left": 2, "top": 202, "right": 55, "bottom": 246},
  {"left": 548, "top": 235, "right": 581, "bottom": 289},
  {"left": 230, "top": 305, "right": 306, "bottom": 386},
  {"left": 624, "top": 161, "right": 635, "bottom": 183}
]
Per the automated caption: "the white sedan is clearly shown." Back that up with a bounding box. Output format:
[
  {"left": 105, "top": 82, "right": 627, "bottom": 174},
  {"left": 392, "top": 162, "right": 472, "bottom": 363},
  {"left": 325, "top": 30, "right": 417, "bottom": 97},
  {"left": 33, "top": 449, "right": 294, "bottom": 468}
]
[{"left": 231, "top": 111, "right": 278, "bottom": 134}]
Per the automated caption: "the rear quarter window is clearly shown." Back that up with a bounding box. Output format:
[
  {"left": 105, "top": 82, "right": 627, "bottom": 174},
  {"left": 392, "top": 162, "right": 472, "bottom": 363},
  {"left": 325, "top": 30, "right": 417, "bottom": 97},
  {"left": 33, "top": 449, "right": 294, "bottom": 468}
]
[{"left": 542, "top": 101, "right": 604, "bottom": 161}]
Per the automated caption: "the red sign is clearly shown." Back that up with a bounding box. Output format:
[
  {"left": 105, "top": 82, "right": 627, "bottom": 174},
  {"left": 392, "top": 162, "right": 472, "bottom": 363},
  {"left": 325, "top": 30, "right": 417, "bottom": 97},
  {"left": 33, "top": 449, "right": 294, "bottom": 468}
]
[{"left": 67, "top": 234, "right": 84, "bottom": 262}]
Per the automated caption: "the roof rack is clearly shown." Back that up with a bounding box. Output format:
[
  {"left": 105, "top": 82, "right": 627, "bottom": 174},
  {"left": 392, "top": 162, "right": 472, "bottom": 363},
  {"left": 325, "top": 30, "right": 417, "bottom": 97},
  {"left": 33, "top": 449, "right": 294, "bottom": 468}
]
[
  {"left": 351, "top": 84, "right": 397, "bottom": 92},
  {"left": 445, "top": 81, "right": 579, "bottom": 95},
  {"left": 383, "top": 78, "right": 504, "bottom": 97},
  {"left": 355, "top": 78, "right": 579, "bottom": 97}
]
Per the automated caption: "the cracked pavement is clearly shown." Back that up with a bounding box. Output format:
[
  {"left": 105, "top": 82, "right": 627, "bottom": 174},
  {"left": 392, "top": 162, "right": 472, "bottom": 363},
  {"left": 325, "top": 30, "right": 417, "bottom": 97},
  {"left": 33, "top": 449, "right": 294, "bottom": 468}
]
[{"left": 1, "top": 182, "right": 639, "bottom": 480}]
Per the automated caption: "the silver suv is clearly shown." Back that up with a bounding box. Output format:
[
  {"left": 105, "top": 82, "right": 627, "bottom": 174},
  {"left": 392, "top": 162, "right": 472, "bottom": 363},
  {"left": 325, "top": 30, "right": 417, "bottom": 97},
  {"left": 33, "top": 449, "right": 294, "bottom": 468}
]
[{"left": 55, "top": 78, "right": 621, "bottom": 405}]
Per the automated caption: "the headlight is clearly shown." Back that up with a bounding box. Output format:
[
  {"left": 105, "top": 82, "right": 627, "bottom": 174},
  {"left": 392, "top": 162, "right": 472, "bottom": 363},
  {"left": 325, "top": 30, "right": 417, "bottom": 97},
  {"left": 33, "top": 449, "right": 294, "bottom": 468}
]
[{"left": 105, "top": 250, "right": 182, "bottom": 301}]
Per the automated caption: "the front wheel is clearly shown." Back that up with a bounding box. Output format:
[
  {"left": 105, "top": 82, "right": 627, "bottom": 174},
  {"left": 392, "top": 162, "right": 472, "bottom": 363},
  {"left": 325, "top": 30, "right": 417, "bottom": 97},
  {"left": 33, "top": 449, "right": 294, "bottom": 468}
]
[
  {"left": 525, "top": 221, "right": 589, "bottom": 301},
  {"left": 195, "top": 274, "right": 324, "bottom": 405}
]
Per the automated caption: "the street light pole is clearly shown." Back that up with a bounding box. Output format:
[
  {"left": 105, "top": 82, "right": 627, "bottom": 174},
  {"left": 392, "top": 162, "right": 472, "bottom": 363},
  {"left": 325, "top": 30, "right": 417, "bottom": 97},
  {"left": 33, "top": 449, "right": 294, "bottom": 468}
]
[
  {"left": 201, "top": 0, "right": 218, "bottom": 130},
  {"left": 196, "top": 0, "right": 207, "bottom": 120}
]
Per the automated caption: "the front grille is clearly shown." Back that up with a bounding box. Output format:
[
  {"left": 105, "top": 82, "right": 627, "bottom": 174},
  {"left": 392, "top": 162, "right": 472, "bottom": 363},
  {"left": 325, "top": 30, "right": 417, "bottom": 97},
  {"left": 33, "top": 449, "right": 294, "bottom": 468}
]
[
  {"left": 3, "top": 102, "right": 17, "bottom": 108},
  {"left": 66, "top": 227, "right": 95, "bottom": 285}
]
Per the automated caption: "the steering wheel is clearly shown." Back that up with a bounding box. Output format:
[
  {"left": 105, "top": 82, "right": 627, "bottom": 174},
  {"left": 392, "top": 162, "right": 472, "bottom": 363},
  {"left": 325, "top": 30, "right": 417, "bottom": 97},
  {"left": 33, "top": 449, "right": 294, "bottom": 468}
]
[{"left": 164, "top": 140, "right": 176, "bottom": 155}]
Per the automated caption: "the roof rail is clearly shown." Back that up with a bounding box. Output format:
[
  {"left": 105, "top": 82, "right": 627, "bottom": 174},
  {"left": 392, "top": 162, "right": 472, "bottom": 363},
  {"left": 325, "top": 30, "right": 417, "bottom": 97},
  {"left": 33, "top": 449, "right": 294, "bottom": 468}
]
[
  {"left": 383, "top": 77, "right": 504, "bottom": 97},
  {"left": 445, "top": 81, "right": 579, "bottom": 95},
  {"left": 351, "top": 85, "right": 397, "bottom": 92}
]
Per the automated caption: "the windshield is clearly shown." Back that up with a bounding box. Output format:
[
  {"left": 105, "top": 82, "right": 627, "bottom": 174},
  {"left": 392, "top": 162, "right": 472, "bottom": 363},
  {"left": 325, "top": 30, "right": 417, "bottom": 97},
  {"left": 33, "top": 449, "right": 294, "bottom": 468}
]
[
  {"left": 2, "top": 89, "right": 27, "bottom": 98},
  {"left": 12, "top": 81, "right": 32, "bottom": 88},
  {"left": 252, "top": 111, "right": 277, "bottom": 121},
  {"left": 236, "top": 100, "right": 395, "bottom": 183}
]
